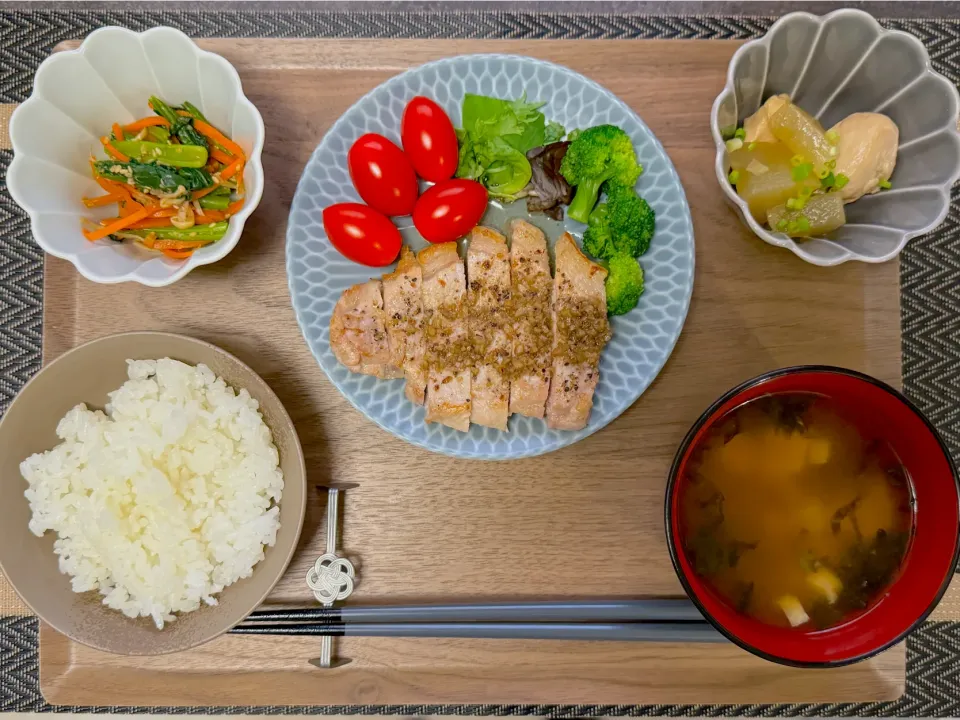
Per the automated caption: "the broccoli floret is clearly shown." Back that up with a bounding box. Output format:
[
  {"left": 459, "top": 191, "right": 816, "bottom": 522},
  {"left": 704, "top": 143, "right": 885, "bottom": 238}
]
[
  {"left": 605, "top": 184, "right": 655, "bottom": 256},
  {"left": 605, "top": 255, "right": 645, "bottom": 316},
  {"left": 581, "top": 186, "right": 656, "bottom": 260},
  {"left": 582, "top": 204, "right": 616, "bottom": 259},
  {"left": 560, "top": 125, "right": 642, "bottom": 223}
]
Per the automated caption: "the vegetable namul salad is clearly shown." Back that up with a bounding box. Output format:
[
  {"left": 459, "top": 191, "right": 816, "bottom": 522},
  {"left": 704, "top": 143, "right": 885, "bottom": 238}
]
[
  {"left": 680, "top": 393, "right": 914, "bottom": 630},
  {"left": 82, "top": 97, "right": 246, "bottom": 259}
]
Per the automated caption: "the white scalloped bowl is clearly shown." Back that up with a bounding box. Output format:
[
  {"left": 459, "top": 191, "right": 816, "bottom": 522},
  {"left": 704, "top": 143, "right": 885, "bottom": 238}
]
[
  {"left": 7, "top": 26, "right": 264, "bottom": 286},
  {"left": 711, "top": 9, "right": 960, "bottom": 265}
]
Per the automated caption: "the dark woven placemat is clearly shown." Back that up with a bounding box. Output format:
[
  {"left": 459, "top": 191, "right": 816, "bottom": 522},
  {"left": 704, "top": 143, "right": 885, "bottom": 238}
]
[{"left": 1, "top": 7, "right": 959, "bottom": 716}]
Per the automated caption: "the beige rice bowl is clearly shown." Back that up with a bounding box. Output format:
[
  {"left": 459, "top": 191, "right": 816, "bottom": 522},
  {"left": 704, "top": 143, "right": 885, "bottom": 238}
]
[{"left": 19, "top": 358, "right": 284, "bottom": 629}]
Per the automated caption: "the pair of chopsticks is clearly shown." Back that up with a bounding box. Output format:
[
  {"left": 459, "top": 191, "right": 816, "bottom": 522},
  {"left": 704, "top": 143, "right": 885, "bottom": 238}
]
[{"left": 231, "top": 599, "right": 725, "bottom": 643}]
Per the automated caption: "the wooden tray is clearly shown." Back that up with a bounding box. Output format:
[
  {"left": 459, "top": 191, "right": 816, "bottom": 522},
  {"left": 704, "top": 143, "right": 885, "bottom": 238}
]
[{"left": 37, "top": 38, "right": 904, "bottom": 707}]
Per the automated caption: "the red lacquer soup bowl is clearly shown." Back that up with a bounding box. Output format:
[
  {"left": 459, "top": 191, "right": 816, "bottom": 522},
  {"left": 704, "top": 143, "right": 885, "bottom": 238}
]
[{"left": 665, "top": 366, "right": 960, "bottom": 667}]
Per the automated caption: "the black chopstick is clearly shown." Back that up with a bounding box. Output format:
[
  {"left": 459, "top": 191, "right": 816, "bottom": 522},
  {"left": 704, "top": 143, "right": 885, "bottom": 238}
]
[
  {"left": 245, "top": 598, "right": 704, "bottom": 624},
  {"left": 231, "top": 621, "right": 724, "bottom": 643}
]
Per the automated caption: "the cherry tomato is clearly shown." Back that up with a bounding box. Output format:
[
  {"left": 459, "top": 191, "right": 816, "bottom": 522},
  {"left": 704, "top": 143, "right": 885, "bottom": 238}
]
[
  {"left": 412, "top": 179, "right": 488, "bottom": 244},
  {"left": 401, "top": 96, "right": 459, "bottom": 183},
  {"left": 347, "top": 133, "right": 418, "bottom": 216},
  {"left": 322, "top": 203, "right": 402, "bottom": 267}
]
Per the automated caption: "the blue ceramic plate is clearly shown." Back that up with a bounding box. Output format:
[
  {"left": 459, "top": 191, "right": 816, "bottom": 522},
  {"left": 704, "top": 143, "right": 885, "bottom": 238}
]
[{"left": 286, "top": 54, "right": 695, "bottom": 459}]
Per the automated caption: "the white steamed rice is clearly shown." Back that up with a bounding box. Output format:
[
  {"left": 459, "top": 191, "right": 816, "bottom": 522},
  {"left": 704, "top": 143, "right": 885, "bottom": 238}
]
[{"left": 20, "top": 358, "right": 284, "bottom": 629}]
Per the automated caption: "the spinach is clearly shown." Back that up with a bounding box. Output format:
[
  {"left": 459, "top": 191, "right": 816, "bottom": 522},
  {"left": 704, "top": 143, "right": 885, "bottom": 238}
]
[
  {"left": 149, "top": 96, "right": 208, "bottom": 148},
  {"left": 94, "top": 161, "right": 212, "bottom": 192}
]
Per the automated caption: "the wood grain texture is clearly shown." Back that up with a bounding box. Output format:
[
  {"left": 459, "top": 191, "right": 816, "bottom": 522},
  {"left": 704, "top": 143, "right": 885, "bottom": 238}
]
[
  {"left": 0, "top": 103, "right": 13, "bottom": 150},
  {"left": 0, "top": 571, "right": 29, "bottom": 615},
  {"left": 40, "top": 622, "right": 904, "bottom": 707},
  {"left": 39, "top": 38, "right": 905, "bottom": 705}
]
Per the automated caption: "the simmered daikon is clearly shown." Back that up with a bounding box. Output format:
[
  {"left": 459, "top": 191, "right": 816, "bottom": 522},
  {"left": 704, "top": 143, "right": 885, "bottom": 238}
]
[
  {"left": 769, "top": 103, "right": 833, "bottom": 170},
  {"left": 766, "top": 193, "right": 845, "bottom": 238},
  {"left": 730, "top": 143, "right": 819, "bottom": 222}
]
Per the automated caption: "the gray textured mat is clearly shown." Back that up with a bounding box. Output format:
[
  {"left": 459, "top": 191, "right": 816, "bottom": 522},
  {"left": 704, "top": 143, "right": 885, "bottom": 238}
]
[{"left": 0, "top": 8, "right": 959, "bottom": 716}]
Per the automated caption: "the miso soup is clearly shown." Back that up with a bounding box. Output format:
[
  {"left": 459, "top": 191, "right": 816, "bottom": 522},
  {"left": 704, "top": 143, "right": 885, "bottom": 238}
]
[{"left": 680, "top": 392, "right": 915, "bottom": 630}]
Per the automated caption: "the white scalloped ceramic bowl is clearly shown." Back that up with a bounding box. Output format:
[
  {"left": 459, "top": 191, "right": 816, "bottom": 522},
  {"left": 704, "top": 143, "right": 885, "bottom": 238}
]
[
  {"left": 711, "top": 9, "right": 960, "bottom": 265},
  {"left": 7, "top": 26, "right": 264, "bottom": 286}
]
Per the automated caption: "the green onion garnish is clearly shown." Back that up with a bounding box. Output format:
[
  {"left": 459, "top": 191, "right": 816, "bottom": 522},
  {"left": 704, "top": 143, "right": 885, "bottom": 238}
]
[
  {"left": 728, "top": 170, "right": 740, "bottom": 184},
  {"left": 835, "top": 173, "right": 850, "bottom": 189},
  {"left": 791, "top": 163, "right": 813, "bottom": 182},
  {"left": 747, "top": 142, "right": 757, "bottom": 151},
  {"left": 829, "top": 146, "right": 838, "bottom": 157},
  {"left": 786, "top": 198, "right": 798, "bottom": 210},
  {"left": 879, "top": 179, "right": 892, "bottom": 190},
  {"left": 790, "top": 154, "right": 804, "bottom": 167},
  {"left": 776, "top": 219, "right": 788, "bottom": 231},
  {"left": 820, "top": 172, "right": 836, "bottom": 189},
  {"left": 817, "top": 166, "right": 831, "bottom": 180},
  {"left": 725, "top": 138, "right": 743, "bottom": 152},
  {"left": 825, "top": 158, "right": 837, "bottom": 170},
  {"left": 799, "top": 186, "right": 814, "bottom": 199},
  {"left": 734, "top": 128, "right": 746, "bottom": 140},
  {"left": 796, "top": 215, "right": 811, "bottom": 232},
  {"left": 825, "top": 130, "right": 840, "bottom": 145}
]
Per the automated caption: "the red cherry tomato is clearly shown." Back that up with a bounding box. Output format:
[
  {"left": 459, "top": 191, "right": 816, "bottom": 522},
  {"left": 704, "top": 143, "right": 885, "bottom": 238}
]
[
  {"left": 347, "top": 133, "right": 418, "bottom": 216},
  {"left": 412, "top": 179, "right": 488, "bottom": 244},
  {"left": 322, "top": 203, "right": 402, "bottom": 267},
  {"left": 401, "top": 96, "right": 459, "bottom": 183}
]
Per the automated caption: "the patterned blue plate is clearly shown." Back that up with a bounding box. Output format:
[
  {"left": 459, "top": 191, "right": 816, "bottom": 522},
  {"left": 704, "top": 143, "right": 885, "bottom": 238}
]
[{"left": 286, "top": 55, "right": 695, "bottom": 459}]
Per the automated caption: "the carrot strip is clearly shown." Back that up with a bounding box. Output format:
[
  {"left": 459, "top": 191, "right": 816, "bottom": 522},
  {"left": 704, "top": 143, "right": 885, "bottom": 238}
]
[
  {"left": 154, "top": 239, "right": 207, "bottom": 251},
  {"left": 94, "top": 176, "right": 128, "bottom": 195},
  {"left": 226, "top": 200, "right": 244, "bottom": 216},
  {"left": 112, "top": 123, "right": 124, "bottom": 141},
  {"left": 100, "top": 200, "right": 148, "bottom": 224},
  {"left": 130, "top": 188, "right": 160, "bottom": 207},
  {"left": 123, "top": 207, "right": 198, "bottom": 229},
  {"left": 220, "top": 157, "right": 243, "bottom": 181},
  {"left": 193, "top": 120, "right": 245, "bottom": 159},
  {"left": 210, "top": 148, "right": 234, "bottom": 164},
  {"left": 123, "top": 116, "right": 171, "bottom": 132},
  {"left": 82, "top": 193, "right": 122, "bottom": 208},
  {"left": 101, "top": 137, "right": 130, "bottom": 162},
  {"left": 162, "top": 248, "right": 194, "bottom": 259},
  {"left": 83, "top": 205, "right": 153, "bottom": 242},
  {"left": 119, "top": 200, "right": 140, "bottom": 218},
  {"left": 93, "top": 178, "right": 142, "bottom": 211},
  {"left": 126, "top": 217, "right": 174, "bottom": 229},
  {"left": 191, "top": 186, "right": 218, "bottom": 200}
]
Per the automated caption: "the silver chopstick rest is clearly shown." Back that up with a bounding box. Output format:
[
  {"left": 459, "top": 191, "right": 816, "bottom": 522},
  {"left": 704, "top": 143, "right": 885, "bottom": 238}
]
[{"left": 307, "top": 486, "right": 356, "bottom": 668}]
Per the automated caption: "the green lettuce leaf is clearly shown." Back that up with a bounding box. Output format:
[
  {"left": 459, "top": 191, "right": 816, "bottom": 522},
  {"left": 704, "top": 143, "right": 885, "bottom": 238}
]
[
  {"left": 455, "top": 93, "right": 565, "bottom": 202},
  {"left": 544, "top": 120, "right": 566, "bottom": 144}
]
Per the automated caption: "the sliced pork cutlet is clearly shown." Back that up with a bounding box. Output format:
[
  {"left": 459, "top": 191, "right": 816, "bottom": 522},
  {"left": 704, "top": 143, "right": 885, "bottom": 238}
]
[
  {"left": 329, "top": 280, "right": 403, "bottom": 379},
  {"left": 467, "top": 226, "right": 512, "bottom": 431},
  {"left": 419, "top": 243, "right": 471, "bottom": 432},
  {"left": 382, "top": 246, "right": 427, "bottom": 405},
  {"left": 546, "top": 232, "right": 611, "bottom": 431},
  {"left": 508, "top": 219, "right": 553, "bottom": 419}
]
